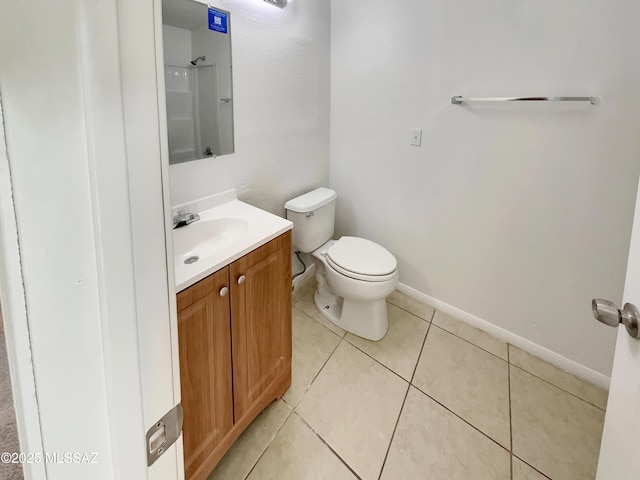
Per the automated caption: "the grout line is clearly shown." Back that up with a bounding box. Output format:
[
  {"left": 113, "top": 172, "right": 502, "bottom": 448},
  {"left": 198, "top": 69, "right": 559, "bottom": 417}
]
[
  {"left": 287, "top": 305, "right": 344, "bottom": 410},
  {"left": 508, "top": 346, "right": 513, "bottom": 480},
  {"left": 294, "top": 302, "right": 432, "bottom": 480},
  {"left": 409, "top": 317, "right": 512, "bottom": 453},
  {"left": 377, "top": 319, "right": 433, "bottom": 480},
  {"left": 340, "top": 308, "right": 434, "bottom": 387},
  {"left": 300, "top": 300, "right": 566, "bottom": 465},
  {"left": 242, "top": 295, "right": 338, "bottom": 479},
  {"left": 242, "top": 308, "right": 344, "bottom": 479},
  {"left": 286, "top": 335, "right": 342, "bottom": 410},
  {"left": 296, "top": 297, "right": 544, "bottom": 475},
  {"left": 377, "top": 383, "right": 410, "bottom": 480},
  {"left": 293, "top": 304, "right": 347, "bottom": 339},
  {"left": 394, "top": 296, "right": 605, "bottom": 412},
  {"left": 512, "top": 454, "right": 552, "bottom": 479},
  {"left": 386, "top": 300, "right": 433, "bottom": 324},
  {"left": 299, "top": 297, "right": 435, "bottom": 388},
  {"left": 342, "top": 336, "right": 413, "bottom": 385},
  {"left": 411, "top": 314, "right": 433, "bottom": 384},
  {"left": 281, "top": 395, "right": 293, "bottom": 408},
  {"left": 508, "top": 363, "right": 606, "bottom": 412},
  {"left": 305, "top": 336, "right": 344, "bottom": 391},
  {"left": 294, "top": 295, "right": 584, "bottom": 480},
  {"left": 295, "top": 411, "right": 364, "bottom": 480},
  {"left": 429, "top": 323, "right": 508, "bottom": 363},
  {"left": 242, "top": 404, "right": 294, "bottom": 480},
  {"left": 411, "top": 383, "right": 511, "bottom": 454},
  {"left": 392, "top": 293, "right": 606, "bottom": 409}
]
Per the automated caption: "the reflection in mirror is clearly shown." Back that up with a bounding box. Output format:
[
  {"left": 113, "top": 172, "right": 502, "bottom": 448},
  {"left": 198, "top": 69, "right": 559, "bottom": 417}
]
[{"left": 162, "top": 0, "right": 234, "bottom": 164}]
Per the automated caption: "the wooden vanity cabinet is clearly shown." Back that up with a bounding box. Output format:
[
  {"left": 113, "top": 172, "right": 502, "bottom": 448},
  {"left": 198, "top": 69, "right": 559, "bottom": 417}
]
[{"left": 177, "top": 231, "right": 292, "bottom": 480}]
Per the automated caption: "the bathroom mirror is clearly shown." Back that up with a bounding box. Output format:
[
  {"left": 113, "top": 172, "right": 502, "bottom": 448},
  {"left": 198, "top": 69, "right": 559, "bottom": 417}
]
[{"left": 162, "top": 0, "right": 234, "bottom": 164}]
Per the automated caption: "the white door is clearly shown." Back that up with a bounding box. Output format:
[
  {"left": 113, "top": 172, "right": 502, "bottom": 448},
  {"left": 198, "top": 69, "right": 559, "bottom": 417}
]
[
  {"left": 596, "top": 179, "right": 640, "bottom": 479},
  {"left": 0, "top": 1, "right": 183, "bottom": 479}
]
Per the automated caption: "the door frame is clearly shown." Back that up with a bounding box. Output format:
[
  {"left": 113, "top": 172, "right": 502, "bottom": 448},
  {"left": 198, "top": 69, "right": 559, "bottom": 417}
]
[
  {"left": 0, "top": 94, "right": 46, "bottom": 480},
  {"left": 0, "top": 1, "right": 183, "bottom": 478}
]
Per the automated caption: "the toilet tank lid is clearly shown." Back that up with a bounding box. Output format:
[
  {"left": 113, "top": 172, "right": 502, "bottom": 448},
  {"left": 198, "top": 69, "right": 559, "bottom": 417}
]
[{"left": 284, "top": 187, "right": 337, "bottom": 213}]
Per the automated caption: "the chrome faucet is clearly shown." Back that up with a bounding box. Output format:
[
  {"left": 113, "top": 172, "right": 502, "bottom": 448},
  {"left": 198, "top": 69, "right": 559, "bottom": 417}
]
[{"left": 173, "top": 211, "right": 200, "bottom": 229}]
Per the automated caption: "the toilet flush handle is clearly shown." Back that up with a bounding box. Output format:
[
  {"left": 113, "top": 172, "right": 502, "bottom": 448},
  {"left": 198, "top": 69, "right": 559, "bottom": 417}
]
[{"left": 306, "top": 212, "right": 314, "bottom": 219}]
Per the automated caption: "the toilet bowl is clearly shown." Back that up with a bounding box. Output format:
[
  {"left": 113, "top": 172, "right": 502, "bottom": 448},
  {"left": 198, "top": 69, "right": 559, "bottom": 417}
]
[
  {"left": 311, "top": 238, "right": 398, "bottom": 340},
  {"left": 285, "top": 187, "right": 399, "bottom": 341}
]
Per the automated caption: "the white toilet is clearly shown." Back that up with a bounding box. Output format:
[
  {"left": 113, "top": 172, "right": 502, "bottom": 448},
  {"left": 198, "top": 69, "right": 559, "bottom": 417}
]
[{"left": 285, "top": 187, "right": 398, "bottom": 340}]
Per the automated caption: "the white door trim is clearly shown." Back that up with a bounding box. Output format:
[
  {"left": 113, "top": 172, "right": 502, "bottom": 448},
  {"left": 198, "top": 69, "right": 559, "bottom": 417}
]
[
  {"left": 0, "top": 93, "right": 46, "bottom": 480},
  {"left": 0, "top": 1, "right": 182, "bottom": 477},
  {"left": 118, "top": 0, "right": 184, "bottom": 478}
]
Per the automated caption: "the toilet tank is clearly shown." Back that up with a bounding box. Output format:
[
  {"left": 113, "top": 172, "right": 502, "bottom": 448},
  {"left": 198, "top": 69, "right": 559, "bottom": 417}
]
[{"left": 284, "top": 187, "right": 337, "bottom": 253}]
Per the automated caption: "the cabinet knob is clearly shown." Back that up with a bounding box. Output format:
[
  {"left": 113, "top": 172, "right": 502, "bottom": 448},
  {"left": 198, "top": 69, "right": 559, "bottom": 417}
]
[
  {"left": 219, "top": 287, "right": 229, "bottom": 297},
  {"left": 237, "top": 275, "right": 246, "bottom": 285}
]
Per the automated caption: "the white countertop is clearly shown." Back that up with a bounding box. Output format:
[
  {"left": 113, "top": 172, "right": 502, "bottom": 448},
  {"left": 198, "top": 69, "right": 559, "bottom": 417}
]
[{"left": 173, "top": 190, "right": 292, "bottom": 292}]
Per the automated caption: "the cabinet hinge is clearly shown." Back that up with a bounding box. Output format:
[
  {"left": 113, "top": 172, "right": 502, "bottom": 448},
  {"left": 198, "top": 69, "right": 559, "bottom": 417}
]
[{"left": 146, "top": 403, "right": 183, "bottom": 466}]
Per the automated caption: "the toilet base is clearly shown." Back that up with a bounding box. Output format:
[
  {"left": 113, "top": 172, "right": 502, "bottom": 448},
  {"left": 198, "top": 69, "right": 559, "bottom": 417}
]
[{"left": 314, "top": 291, "right": 388, "bottom": 341}]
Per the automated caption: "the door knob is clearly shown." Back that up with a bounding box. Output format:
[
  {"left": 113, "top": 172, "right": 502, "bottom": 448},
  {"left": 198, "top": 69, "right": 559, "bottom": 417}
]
[
  {"left": 592, "top": 298, "right": 640, "bottom": 338},
  {"left": 237, "top": 275, "right": 246, "bottom": 285},
  {"left": 219, "top": 287, "right": 229, "bottom": 297}
]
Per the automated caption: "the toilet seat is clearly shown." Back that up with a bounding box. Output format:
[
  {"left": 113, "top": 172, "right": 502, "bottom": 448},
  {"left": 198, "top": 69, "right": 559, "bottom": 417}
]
[{"left": 326, "top": 236, "right": 397, "bottom": 282}]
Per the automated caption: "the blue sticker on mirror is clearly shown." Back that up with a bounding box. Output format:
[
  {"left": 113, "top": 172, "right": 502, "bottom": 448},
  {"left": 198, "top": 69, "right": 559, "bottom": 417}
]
[{"left": 208, "top": 8, "right": 228, "bottom": 34}]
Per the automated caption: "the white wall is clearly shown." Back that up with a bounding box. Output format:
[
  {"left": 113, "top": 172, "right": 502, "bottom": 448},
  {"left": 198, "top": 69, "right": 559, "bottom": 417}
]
[
  {"left": 0, "top": 4, "right": 117, "bottom": 476},
  {"left": 330, "top": 0, "right": 640, "bottom": 376},
  {"left": 168, "top": 0, "right": 331, "bottom": 215},
  {"left": 163, "top": 25, "right": 192, "bottom": 65}
]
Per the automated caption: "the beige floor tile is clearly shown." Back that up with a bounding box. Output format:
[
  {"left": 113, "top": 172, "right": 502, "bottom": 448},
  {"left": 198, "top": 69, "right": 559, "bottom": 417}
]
[
  {"left": 432, "top": 310, "right": 508, "bottom": 360},
  {"left": 381, "top": 387, "right": 510, "bottom": 480},
  {"left": 512, "top": 456, "right": 549, "bottom": 480},
  {"left": 246, "top": 413, "right": 358, "bottom": 480},
  {"left": 387, "top": 290, "right": 434, "bottom": 321},
  {"left": 511, "top": 367, "right": 605, "bottom": 480},
  {"left": 296, "top": 341, "right": 408, "bottom": 480},
  {"left": 509, "top": 345, "right": 608, "bottom": 410},
  {"left": 209, "top": 400, "right": 291, "bottom": 480},
  {"left": 413, "top": 325, "right": 511, "bottom": 448},
  {"left": 295, "top": 290, "right": 346, "bottom": 337},
  {"left": 283, "top": 308, "right": 341, "bottom": 407},
  {"left": 345, "top": 303, "right": 428, "bottom": 380}
]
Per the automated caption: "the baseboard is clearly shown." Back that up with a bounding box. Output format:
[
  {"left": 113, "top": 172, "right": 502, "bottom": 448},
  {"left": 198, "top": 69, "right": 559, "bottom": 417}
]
[
  {"left": 292, "top": 261, "right": 316, "bottom": 304},
  {"left": 397, "top": 283, "right": 611, "bottom": 390}
]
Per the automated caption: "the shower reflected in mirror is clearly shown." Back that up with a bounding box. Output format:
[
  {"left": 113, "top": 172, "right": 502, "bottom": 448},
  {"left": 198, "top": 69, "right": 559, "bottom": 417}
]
[{"left": 162, "top": 0, "right": 234, "bottom": 164}]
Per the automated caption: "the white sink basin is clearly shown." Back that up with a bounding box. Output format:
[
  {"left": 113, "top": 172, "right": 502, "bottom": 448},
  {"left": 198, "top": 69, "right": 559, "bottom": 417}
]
[
  {"left": 173, "top": 217, "right": 249, "bottom": 265},
  {"left": 172, "top": 189, "right": 292, "bottom": 292}
]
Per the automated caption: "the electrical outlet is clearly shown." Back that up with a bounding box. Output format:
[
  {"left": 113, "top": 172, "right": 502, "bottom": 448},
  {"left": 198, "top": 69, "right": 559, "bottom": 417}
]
[{"left": 410, "top": 128, "right": 422, "bottom": 146}]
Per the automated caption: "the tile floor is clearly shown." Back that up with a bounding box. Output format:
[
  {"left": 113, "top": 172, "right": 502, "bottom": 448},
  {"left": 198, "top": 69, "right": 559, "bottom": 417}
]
[{"left": 209, "top": 290, "right": 608, "bottom": 480}]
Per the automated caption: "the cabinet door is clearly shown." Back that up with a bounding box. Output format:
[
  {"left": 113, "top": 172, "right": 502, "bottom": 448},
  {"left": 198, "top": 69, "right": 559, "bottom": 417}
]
[
  {"left": 230, "top": 232, "right": 292, "bottom": 421},
  {"left": 177, "top": 268, "right": 233, "bottom": 480}
]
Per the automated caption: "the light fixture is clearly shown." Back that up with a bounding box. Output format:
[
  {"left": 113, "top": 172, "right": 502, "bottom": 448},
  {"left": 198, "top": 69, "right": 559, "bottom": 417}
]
[{"left": 264, "top": 0, "right": 287, "bottom": 8}]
